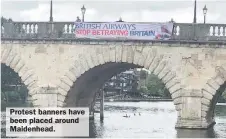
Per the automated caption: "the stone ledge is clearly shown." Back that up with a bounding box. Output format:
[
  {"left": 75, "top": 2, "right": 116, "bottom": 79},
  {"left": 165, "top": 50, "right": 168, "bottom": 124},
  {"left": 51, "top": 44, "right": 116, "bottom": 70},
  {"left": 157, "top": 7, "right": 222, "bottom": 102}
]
[
  {"left": 1, "top": 39, "right": 226, "bottom": 48},
  {"left": 179, "top": 89, "right": 202, "bottom": 97}
]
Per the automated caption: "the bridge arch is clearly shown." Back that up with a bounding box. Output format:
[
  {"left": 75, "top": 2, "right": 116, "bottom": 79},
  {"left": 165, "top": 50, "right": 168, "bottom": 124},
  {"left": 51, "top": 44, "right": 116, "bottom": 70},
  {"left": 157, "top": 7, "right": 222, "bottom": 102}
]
[
  {"left": 1, "top": 46, "right": 39, "bottom": 106},
  {"left": 57, "top": 45, "right": 183, "bottom": 116},
  {"left": 201, "top": 65, "right": 226, "bottom": 126}
]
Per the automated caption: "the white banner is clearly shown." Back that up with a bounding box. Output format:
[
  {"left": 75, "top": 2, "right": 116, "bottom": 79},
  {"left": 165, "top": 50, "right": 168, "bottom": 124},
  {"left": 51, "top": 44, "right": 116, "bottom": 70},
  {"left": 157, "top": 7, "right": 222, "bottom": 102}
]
[
  {"left": 74, "top": 22, "right": 174, "bottom": 40},
  {"left": 6, "top": 107, "right": 89, "bottom": 137}
]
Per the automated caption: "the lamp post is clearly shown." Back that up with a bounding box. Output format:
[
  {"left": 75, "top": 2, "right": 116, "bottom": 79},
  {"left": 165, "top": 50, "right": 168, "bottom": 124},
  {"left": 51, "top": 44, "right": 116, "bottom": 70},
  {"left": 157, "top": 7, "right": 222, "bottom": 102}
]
[
  {"left": 203, "top": 5, "right": 208, "bottom": 24},
  {"left": 81, "top": 5, "right": 86, "bottom": 22},
  {"left": 193, "top": 0, "right": 197, "bottom": 23}
]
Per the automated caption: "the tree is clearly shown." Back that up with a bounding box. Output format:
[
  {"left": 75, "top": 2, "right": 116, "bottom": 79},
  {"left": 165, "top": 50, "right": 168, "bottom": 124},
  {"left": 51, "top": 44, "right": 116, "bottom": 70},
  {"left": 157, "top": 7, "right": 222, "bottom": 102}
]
[
  {"left": 1, "top": 16, "right": 13, "bottom": 24},
  {"left": 140, "top": 73, "right": 171, "bottom": 98},
  {"left": 139, "top": 69, "right": 148, "bottom": 80},
  {"left": 218, "top": 90, "right": 226, "bottom": 103},
  {"left": 222, "top": 91, "right": 226, "bottom": 99},
  {"left": 1, "top": 64, "right": 22, "bottom": 88}
]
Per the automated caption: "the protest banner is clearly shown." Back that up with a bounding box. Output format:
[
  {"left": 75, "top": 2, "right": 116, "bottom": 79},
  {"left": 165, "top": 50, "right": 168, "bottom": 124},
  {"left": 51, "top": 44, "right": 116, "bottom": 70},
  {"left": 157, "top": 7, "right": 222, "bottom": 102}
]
[{"left": 74, "top": 22, "right": 174, "bottom": 40}]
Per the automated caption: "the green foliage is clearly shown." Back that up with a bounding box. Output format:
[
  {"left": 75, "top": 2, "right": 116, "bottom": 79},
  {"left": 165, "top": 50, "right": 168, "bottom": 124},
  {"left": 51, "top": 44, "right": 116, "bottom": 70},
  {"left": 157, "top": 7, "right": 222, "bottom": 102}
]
[
  {"left": 218, "top": 91, "right": 226, "bottom": 103},
  {"left": 138, "top": 73, "right": 171, "bottom": 98},
  {"left": 139, "top": 70, "right": 148, "bottom": 80},
  {"left": 1, "top": 16, "right": 13, "bottom": 23},
  {"left": 222, "top": 91, "right": 226, "bottom": 99},
  {"left": 139, "top": 86, "right": 148, "bottom": 93},
  {"left": 138, "top": 71, "right": 225, "bottom": 101},
  {"left": 1, "top": 64, "right": 22, "bottom": 88}
]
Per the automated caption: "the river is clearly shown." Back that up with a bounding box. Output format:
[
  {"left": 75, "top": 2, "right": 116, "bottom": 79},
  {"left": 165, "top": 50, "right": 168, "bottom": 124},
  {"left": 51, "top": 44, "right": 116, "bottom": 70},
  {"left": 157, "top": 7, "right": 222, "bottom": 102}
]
[{"left": 89, "top": 102, "right": 226, "bottom": 138}]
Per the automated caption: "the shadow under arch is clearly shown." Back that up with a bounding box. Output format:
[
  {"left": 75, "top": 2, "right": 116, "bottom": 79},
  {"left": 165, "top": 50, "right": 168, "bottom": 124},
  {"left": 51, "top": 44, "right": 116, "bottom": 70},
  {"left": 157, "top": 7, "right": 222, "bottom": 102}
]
[
  {"left": 207, "top": 81, "right": 226, "bottom": 125},
  {"left": 201, "top": 66, "right": 226, "bottom": 128},
  {"left": 64, "top": 61, "right": 181, "bottom": 117},
  {"left": 211, "top": 81, "right": 226, "bottom": 115},
  {"left": 1, "top": 47, "right": 39, "bottom": 106},
  {"left": 1, "top": 63, "right": 33, "bottom": 110},
  {"left": 65, "top": 62, "right": 141, "bottom": 107}
]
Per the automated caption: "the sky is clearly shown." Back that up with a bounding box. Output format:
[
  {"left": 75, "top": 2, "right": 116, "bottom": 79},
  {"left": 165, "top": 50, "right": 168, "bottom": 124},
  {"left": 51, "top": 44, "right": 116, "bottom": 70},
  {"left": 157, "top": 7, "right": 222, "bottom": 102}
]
[{"left": 1, "top": 0, "right": 226, "bottom": 24}]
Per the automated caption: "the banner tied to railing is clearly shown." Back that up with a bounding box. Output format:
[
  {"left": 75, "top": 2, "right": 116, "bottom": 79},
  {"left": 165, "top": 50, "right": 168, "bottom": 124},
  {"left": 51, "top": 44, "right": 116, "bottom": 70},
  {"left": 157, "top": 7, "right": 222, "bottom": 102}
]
[{"left": 74, "top": 22, "right": 174, "bottom": 40}]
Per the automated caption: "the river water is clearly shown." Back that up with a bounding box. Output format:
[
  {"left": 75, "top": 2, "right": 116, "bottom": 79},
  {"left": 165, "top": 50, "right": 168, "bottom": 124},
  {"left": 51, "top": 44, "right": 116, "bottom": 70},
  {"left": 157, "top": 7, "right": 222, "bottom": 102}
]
[{"left": 89, "top": 102, "right": 226, "bottom": 138}]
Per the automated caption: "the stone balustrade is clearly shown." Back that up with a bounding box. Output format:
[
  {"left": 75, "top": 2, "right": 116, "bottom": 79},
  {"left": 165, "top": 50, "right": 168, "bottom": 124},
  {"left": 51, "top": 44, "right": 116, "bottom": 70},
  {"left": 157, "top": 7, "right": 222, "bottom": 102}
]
[
  {"left": 1, "top": 21, "right": 226, "bottom": 41},
  {"left": 173, "top": 23, "right": 226, "bottom": 41}
]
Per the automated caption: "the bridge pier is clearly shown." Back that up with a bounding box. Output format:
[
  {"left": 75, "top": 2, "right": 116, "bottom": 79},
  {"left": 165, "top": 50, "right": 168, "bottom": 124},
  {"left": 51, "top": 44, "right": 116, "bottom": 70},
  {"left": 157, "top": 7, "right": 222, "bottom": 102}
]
[
  {"left": 31, "top": 87, "right": 58, "bottom": 107},
  {"left": 176, "top": 118, "right": 215, "bottom": 129},
  {"left": 175, "top": 90, "right": 215, "bottom": 129},
  {"left": 89, "top": 110, "right": 94, "bottom": 120}
]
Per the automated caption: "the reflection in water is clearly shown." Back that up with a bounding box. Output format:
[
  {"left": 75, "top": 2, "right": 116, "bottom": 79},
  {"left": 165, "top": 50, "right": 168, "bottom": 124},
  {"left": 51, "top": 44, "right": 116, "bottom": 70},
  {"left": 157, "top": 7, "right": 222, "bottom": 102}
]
[
  {"left": 89, "top": 102, "right": 226, "bottom": 138},
  {"left": 89, "top": 120, "right": 97, "bottom": 138},
  {"left": 176, "top": 128, "right": 216, "bottom": 138}
]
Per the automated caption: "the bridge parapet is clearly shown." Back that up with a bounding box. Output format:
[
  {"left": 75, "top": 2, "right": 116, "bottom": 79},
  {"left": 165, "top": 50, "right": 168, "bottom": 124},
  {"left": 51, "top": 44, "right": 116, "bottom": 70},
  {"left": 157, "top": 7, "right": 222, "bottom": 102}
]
[
  {"left": 173, "top": 23, "right": 226, "bottom": 41},
  {"left": 1, "top": 21, "right": 226, "bottom": 41}
]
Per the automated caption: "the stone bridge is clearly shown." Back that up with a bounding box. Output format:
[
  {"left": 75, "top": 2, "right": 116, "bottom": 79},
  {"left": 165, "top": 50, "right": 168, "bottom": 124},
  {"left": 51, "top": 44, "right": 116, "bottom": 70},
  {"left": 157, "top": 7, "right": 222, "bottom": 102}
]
[{"left": 1, "top": 21, "right": 226, "bottom": 129}]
